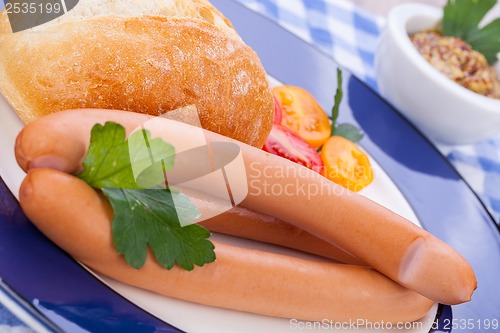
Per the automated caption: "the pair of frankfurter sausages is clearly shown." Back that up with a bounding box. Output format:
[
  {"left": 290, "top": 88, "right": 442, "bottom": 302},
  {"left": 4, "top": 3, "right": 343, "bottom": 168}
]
[{"left": 15, "top": 109, "right": 476, "bottom": 323}]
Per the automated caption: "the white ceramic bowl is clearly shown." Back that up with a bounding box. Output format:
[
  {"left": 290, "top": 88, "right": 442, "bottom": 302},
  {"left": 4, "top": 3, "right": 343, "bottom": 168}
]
[{"left": 376, "top": 3, "right": 500, "bottom": 145}]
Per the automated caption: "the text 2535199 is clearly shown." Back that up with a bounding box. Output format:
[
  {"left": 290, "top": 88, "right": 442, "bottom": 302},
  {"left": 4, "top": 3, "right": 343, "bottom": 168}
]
[
  {"left": 432, "top": 318, "right": 499, "bottom": 331},
  {"left": 5, "top": 2, "right": 63, "bottom": 15}
]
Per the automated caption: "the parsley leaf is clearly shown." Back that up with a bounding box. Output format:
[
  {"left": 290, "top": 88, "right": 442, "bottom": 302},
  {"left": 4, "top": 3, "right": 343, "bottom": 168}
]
[
  {"left": 442, "top": 0, "right": 500, "bottom": 64},
  {"left": 78, "top": 122, "right": 139, "bottom": 189},
  {"left": 78, "top": 122, "right": 175, "bottom": 189},
  {"left": 329, "top": 68, "right": 365, "bottom": 143},
  {"left": 104, "top": 188, "right": 212, "bottom": 271},
  {"left": 330, "top": 68, "right": 343, "bottom": 128},
  {"left": 78, "top": 122, "right": 215, "bottom": 271},
  {"left": 333, "top": 123, "right": 364, "bottom": 143}
]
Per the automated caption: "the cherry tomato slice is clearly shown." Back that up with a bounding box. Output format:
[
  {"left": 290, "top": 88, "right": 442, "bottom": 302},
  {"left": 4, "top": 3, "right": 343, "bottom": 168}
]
[
  {"left": 273, "top": 96, "right": 283, "bottom": 124},
  {"left": 263, "top": 124, "right": 324, "bottom": 173},
  {"left": 321, "top": 136, "right": 374, "bottom": 192},
  {"left": 273, "top": 85, "right": 331, "bottom": 148}
]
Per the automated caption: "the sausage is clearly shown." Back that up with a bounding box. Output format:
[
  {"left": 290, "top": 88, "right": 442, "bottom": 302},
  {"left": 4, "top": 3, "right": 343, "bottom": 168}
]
[
  {"left": 19, "top": 168, "right": 434, "bottom": 323},
  {"left": 181, "top": 186, "right": 364, "bottom": 264},
  {"left": 14, "top": 109, "right": 363, "bottom": 265},
  {"left": 198, "top": 205, "right": 364, "bottom": 265},
  {"left": 240, "top": 150, "right": 477, "bottom": 305},
  {"left": 15, "top": 109, "right": 476, "bottom": 304}
]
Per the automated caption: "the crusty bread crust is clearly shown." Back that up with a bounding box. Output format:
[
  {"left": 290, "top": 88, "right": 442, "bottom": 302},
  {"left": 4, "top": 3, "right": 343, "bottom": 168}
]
[{"left": 0, "top": 5, "right": 273, "bottom": 147}]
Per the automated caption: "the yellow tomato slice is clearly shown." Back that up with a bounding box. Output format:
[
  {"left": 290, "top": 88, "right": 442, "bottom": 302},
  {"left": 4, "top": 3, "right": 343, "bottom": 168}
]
[
  {"left": 273, "top": 86, "right": 331, "bottom": 148},
  {"left": 321, "top": 136, "right": 374, "bottom": 192}
]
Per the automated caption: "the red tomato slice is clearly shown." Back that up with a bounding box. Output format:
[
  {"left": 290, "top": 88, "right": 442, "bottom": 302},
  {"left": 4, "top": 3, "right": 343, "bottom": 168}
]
[{"left": 263, "top": 124, "right": 324, "bottom": 173}]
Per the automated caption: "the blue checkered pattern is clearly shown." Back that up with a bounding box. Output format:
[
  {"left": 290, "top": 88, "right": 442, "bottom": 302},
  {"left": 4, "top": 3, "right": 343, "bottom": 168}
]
[
  {"left": 238, "top": 0, "right": 384, "bottom": 89},
  {"left": 448, "top": 138, "right": 500, "bottom": 220},
  {"left": 237, "top": 0, "right": 500, "bottom": 225},
  {"left": 0, "top": 306, "right": 32, "bottom": 332}
]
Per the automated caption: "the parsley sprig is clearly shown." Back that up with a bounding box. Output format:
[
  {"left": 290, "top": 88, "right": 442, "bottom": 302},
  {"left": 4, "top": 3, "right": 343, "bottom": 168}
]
[
  {"left": 442, "top": 0, "right": 500, "bottom": 64},
  {"left": 78, "top": 122, "right": 215, "bottom": 271}
]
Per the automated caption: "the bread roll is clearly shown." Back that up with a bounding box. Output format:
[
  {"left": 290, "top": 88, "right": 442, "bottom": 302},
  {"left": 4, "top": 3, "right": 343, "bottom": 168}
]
[{"left": 0, "top": 0, "right": 273, "bottom": 147}]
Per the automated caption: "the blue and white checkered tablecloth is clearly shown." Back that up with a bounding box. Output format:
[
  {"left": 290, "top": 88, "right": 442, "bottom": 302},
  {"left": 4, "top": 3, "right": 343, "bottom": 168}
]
[
  {"left": 238, "top": 0, "right": 386, "bottom": 89},
  {"left": 1, "top": 0, "right": 499, "bottom": 330}
]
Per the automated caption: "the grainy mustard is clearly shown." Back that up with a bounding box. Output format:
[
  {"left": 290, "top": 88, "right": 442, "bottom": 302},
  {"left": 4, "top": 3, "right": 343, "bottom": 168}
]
[{"left": 411, "top": 31, "right": 500, "bottom": 100}]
